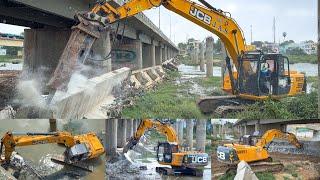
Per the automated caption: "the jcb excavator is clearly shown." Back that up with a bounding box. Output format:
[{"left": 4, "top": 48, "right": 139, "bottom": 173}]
[
  {"left": 0, "top": 131, "right": 105, "bottom": 165},
  {"left": 123, "top": 119, "right": 208, "bottom": 177},
  {"left": 216, "top": 129, "right": 302, "bottom": 172},
  {"left": 47, "top": 0, "right": 306, "bottom": 115}
]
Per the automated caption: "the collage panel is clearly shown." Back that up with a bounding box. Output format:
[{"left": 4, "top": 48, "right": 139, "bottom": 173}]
[
  {"left": 211, "top": 119, "right": 320, "bottom": 179},
  {"left": 0, "top": 119, "right": 106, "bottom": 180},
  {"left": 105, "top": 119, "right": 212, "bottom": 180}
]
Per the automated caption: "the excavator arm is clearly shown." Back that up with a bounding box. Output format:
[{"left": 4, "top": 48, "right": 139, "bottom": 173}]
[
  {"left": 0, "top": 131, "right": 104, "bottom": 163},
  {"left": 87, "top": 0, "right": 246, "bottom": 67},
  {"left": 256, "top": 129, "right": 302, "bottom": 149},
  {"left": 123, "top": 119, "right": 178, "bottom": 153},
  {"left": 49, "top": 0, "right": 248, "bottom": 91}
]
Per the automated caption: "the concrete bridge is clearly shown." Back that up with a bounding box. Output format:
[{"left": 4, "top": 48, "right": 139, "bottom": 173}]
[
  {"left": 0, "top": 0, "right": 178, "bottom": 77},
  {"left": 234, "top": 119, "right": 320, "bottom": 136}
]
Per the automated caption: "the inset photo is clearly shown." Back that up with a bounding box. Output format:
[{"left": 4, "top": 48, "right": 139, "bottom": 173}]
[
  {"left": 105, "top": 119, "right": 212, "bottom": 180},
  {"left": 212, "top": 119, "right": 320, "bottom": 179},
  {"left": 0, "top": 119, "right": 106, "bottom": 180}
]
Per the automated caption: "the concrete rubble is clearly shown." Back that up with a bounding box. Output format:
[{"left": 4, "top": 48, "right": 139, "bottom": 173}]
[{"left": 234, "top": 161, "right": 258, "bottom": 180}]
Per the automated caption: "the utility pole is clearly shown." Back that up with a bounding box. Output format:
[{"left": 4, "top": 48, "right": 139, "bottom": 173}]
[
  {"left": 273, "top": 17, "right": 276, "bottom": 44},
  {"left": 250, "top": 25, "right": 253, "bottom": 45},
  {"left": 158, "top": 7, "right": 161, "bottom": 29},
  {"left": 169, "top": 14, "right": 172, "bottom": 39},
  {"left": 318, "top": 0, "right": 320, "bottom": 118}
]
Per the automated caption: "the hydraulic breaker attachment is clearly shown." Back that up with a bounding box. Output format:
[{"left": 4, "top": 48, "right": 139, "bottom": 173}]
[{"left": 47, "top": 15, "right": 103, "bottom": 91}]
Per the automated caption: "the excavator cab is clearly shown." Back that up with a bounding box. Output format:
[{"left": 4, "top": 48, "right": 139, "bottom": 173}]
[
  {"left": 66, "top": 143, "right": 90, "bottom": 162},
  {"left": 156, "top": 142, "right": 179, "bottom": 164},
  {"left": 238, "top": 52, "right": 291, "bottom": 97}
]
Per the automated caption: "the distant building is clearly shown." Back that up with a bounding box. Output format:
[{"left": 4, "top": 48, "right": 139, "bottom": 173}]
[
  {"left": 262, "top": 42, "right": 279, "bottom": 53},
  {"left": 299, "top": 41, "right": 317, "bottom": 55},
  {"left": 280, "top": 41, "right": 317, "bottom": 55},
  {"left": 0, "top": 47, "right": 6, "bottom": 55}
]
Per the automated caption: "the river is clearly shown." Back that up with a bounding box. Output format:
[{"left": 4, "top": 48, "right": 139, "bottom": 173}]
[
  {"left": 0, "top": 119, "right": 105, "bottom": 180},
  {"left": 178, "top": 63, "right": 318, "bottom": 77}
]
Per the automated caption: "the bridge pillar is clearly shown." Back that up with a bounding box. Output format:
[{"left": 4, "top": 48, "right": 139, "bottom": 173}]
[
  {"left": 255, "top": 121, "right": 260, "bottom": 133},
  {"left": 162, "top": 46, "right": 166, "bottom": 62},
  {"left": 132, "top": 119, "right": 138, "bottom": 133},
  {"left": 117, "top": 119, "right": 127, "bottom": 148},
  {"left": 142, "top": 42, "right": 155, "bottom": 68},
  {"left": 186, "top": 120, "right": 194, "bottom": 150},
  {"left": 24, "top": 28, "right": 71, "bottom": 86},
  {"left": 133, "top": 39, "right": 143, "bottom": 69},
  {"left": 199, "top": 43, "right": 205, "bottom": 72},
  {"left": 126, "top": 119, "right": 134, "bottom": 140},
  {"left": 105, "top": 119, "right": 118, "bottom": 156},
  {"left": 164, "top": 46, "right": 168, "bottom": 60},
  {"left": 91, "top": 29, "right": 112, "bottom": 72},
  {"left": 178, "top": 120, "right": 184, "bottom": 144},
  {"left": 155, "top": 45, "right": 162, "bottom": 65},
  {"left": 205, "top": 37, "right": 214, "bottom": 77},
  {"left": 196, "top": 120, "right": 206, "bottom": 152}
]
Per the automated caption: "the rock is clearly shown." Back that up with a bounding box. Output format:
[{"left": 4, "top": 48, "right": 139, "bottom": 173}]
[{"left": 234, "top": 161, "right": 258, "bottom": 180}]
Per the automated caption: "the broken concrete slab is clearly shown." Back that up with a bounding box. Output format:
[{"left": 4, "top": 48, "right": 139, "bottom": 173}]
[
  {"left": 50, "top": 67, "right": 130, "bottom": 119},
  {"left": 234, "top": 161, "right": 258, "bottom": 180}
]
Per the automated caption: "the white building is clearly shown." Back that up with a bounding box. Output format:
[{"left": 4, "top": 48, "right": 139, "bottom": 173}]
[{"left": 299, "top": 41, "right": 317, "bottom": 55}]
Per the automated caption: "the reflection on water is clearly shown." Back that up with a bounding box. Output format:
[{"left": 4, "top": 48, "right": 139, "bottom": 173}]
[{"left": 0, "top": 119, "right": 105, "bottom": 180}]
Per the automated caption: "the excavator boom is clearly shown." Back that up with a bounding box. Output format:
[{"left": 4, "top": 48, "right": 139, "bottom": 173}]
[
  {"left": 0, "top": 131, "right": 104, "bottom": 163},
  {"left": 48, "top": 0, "right": 248, "bottom": 91},
  {"left": 123, "top": 119, "right": 178, "bottom": 153}
]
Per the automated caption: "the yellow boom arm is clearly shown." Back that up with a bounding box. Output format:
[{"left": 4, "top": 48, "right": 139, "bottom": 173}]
[
  {"left": 86, "top": 0, "right": 247, "bottom": 69},
  {"left": 0, "top": 131, "right": 77, "bottom": 162},
  {"left": 123, "top": 119, "right": 178, "bottom": 152},
  {"left": 256, "top": 129, "right": 302, "bottom": 149}
]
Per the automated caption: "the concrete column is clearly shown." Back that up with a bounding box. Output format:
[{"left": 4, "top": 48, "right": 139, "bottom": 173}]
[
  {"left": 126, "top": 119, "right": 134, "bottom": 140},
  {"left": 24, "top": 29, "right": 71, "bottom": 87},
  {"left": 133, "top": 119, "right": 138, "bottom": 133},
  {"left": 199, "top": 43, "right": 205, "bottom": 71},
  {"left": 91, "top": 29, "right": 112, "bottom": 72},
  {"left": 49, "top": 118, "right": 57, "bottom": 132},
  {"left": 162, "top": 46, "right": 166, "bottom": 61},
  {"left": 156, "top": 45, "right": 163, "bottom": 65},
  {"left": 178, "top": 120, "right": 184, "bottom": 144},
  {"left": 117, "top": 119, "right": 127, "bottom": 147},
  {"left": 205, "top": 37, "right": 214, "bottom": 77},
  {"left": 221, "top": 42, "right": 227, "bottom": 85},
  {"left": 133, "top": 39, "right": 143, "bottom": 69},
  {"left": 151, "top": 42, "right": 156, "bottom": 66},
  {"left": 255, "top": 121, "right": 260, "bottom": 133},
  {"left": 244, "top": 125, "right": 247, "bottom": 135},
  {"left": 165, "top": 46, "right": 168, "bottom": 60},
  {"left": 105, "top": 119, "right": 118, "bottom": 156},
  {"left": 186, "top": 120, "right": 193, "bottom": 150},
  {"left": 196, "top": 120, "right": 206, "bottom": 152}
]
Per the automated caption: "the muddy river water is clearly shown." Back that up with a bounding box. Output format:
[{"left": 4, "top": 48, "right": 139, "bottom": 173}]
[{"left": 0, "top": 119, "right": 105, "bottom": 180}]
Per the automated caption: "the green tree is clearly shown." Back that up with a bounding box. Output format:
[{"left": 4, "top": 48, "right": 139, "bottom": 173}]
[{"left": 287, "top": 47, "right": 306, "bottom": 55}]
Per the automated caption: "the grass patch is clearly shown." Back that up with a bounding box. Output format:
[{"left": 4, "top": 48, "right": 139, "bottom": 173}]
[
  {"left": 122, "top": 80, "right": 205, "bottom": 119},
  {"left": 308, "top": 76, "right": 318, "bottom": 89},
  {"left": 286, "top": 54, "right": 317, "bottom": 64},
  {"left": 228, "top": 92, "right": 318, "bottom": 119},
  {"left": 194, "top": 76, "right": 222, "bottom": 88},
  {"left": 256, "top": 172, "right": 276, "bottom": 180}
]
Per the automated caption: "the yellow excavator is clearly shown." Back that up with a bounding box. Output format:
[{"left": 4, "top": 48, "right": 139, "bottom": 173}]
[
  {"left": 47, "top": 0, "right": 306, "bottom": 115},
  {"left": 0, "top": 131, "right": 105, "bottom": 165},
  {"left": 123, "top": 119, "right": 208, "bottom": 177},
  {"left": 216, "top": 129, "right": 302, "bottom": 166}
]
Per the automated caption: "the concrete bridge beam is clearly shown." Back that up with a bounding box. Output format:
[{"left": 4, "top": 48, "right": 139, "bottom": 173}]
[{"left": 91, "top": 29, "right": 112, "bottom": 72}]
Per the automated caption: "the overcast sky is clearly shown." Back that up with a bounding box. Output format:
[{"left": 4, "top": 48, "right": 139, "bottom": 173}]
[{"left": 0, "top": 0, "right": 316, "bottom": 44}]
